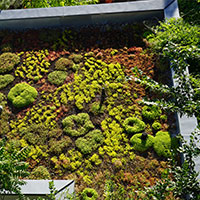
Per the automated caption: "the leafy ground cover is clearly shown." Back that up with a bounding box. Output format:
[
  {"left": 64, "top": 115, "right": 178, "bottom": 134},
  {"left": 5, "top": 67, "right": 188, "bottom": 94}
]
[{"left": 0, "top": 24, "right": 178, "bottom": 199}]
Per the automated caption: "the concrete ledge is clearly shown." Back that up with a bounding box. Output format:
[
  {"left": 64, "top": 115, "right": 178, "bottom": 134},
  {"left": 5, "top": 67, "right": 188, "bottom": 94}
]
[
  {"left": 0, "top": 0, "right": 175, "bottom": 29},
  {"left": 0, "top": 180, "right": 75, "bottom": 200}
]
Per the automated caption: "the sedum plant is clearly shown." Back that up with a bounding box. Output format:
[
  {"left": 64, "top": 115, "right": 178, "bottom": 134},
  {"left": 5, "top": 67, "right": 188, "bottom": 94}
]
[
  {"left": 153, "top": 131, "right": 172, "bottom": 158},
  {"left": 0, "top": 53, "right": 20, "bottom": 73},
  {"left": 75, "top": 129, "right": 104, "bottom": 154},
  {"left": 62, "top": 113, "right": 94, "bottom": 137},
  {"left": 123, "top": 117, "right": 146, "bottom": 134},
  {"left": 8, "top": 82, "right": 38, "bottom": 108},
  {"left": 130, "top": 133, "right": 154, "bottom": 152},
  {"left": 48, "top": 71, "right": 67, "bottom": 86},
  {"left": 0, "top": 74, "right": 14, "bottom": 89}
]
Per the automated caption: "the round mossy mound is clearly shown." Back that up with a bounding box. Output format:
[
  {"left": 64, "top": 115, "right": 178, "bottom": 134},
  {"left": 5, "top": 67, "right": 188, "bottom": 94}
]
[
  {"left": 29, "top": 166, "right": 51, "bottom": 180},
  {"left": 48, "top": 71, "right": 67, "bottom": 86},
  {"left": 152, "top": 121, "right": 162, "bottom": 131},
  {"left": 81, "top": 188, "right": 98, "bottom": 200},
  {"left": 8, "top": 82, "right": 38, "bottom": 108},
  {"left": 153, "top": 131, "right": 172, "bottom": 158},
  {"left": 123, "top": 117, "right": 146, "bottom": 134},
  {"left": 62, "top": 113, "right": 94, "bottom": 137},
  {"left": 142, "top": 105, "right": 162, "bottom": 121},
  {"left": 130, "top": 133, "right": 154, "bottom": 152},
  {"left": 0, "top": 52, "right": 20, "bottom": 73},
  {"left": 55, "top": 57, "right": 74, "bottom": 71},
  {"left": 75, "top": 129, "right": 104, "bottom": 154},
  {"left": 0, "top": 74, "right": 14, "bottom": 89}
]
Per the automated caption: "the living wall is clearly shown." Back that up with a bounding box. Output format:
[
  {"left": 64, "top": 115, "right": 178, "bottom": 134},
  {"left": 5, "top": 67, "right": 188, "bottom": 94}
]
[{"left": 0, "top": 24, "right": 179, "bottom": 199}]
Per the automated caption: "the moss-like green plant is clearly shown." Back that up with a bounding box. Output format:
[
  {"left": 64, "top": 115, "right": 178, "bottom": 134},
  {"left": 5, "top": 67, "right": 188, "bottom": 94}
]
[
  {"left": 81, "top": 188, "right": 98, "bottom": 200},
  {"left": 55, "top": 58, "right": 74, "bottom": 71},
  {"left": 8, "top": 82, "right": 38, "bottom": 108},
  {"left": 90, "top": 102, "right": 105, "bottom": 115},
  {"left": 69, "top": 54, "right": 83, "bottom": 63},
  {"left": 48, "top": 71, "right": 67, "bottom": 86},
  {"left": 62, "top": 113, "right": 94, "bottom": 137},
  {"left": 0, "top": 92, "right": 10, "bottom": 135},
  {"left": 0, "top": 74, "right": 14, "bottom": 89},
  {"left": 123, "top": 117, "right": 146, "bottom": 134},
  {"left": 75, "top": 129, "right": 104, "bottom": 154},
  {"left": 152, "top": 121, "right": 162, "bottom": 131},
  {"left": 142, "top": 105, "right": 162, "bottom": 121},
  {"left": 153, "top": 131, "right": 171, "bottom": 158},
  {"left": 48, "top": 136, "right": 72, "bottom": 155},
  {"left": 20, "top": 123, "right": 49, "bottom": 146},
  {"left": 0, "top": 52, "right": 20, "bottom": 73},
  {"left": 130, "top": 133, "right": 154, "bottom": 152},
  {"left": 29, "top": 166, "right": 51, "bottom": 179}
]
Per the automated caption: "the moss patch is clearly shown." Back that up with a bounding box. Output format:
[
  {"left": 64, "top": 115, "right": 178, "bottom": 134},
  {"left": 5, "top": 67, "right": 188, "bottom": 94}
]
[
  {"left": 130, "top": 133, "right": 154, "bottom": 152},
  {"left": 153, "top": 131, "right": 172, "bottom": 158}
]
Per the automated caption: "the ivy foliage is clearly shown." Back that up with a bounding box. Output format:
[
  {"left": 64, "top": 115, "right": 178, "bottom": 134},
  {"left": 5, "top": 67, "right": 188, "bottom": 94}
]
[{"left": 133, "top": 18, "right": 200, "bottom": 117}]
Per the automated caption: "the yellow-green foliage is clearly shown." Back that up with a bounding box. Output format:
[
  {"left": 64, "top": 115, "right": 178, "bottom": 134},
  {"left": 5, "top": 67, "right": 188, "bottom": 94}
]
[
  {"left": 123, "top": 117, "right": 146, "bottom": 134},
  {"left": 153, "top": 131, "right": 172, "bottom": 158},
  {"left": 62, "top": 113, "right": 94, "bottom": 137},
  {"left": 9, "top": 103, "right": 58, "bottom": 138},
  {"left": 55, "top": 57, "right": 74, "bottom": 71},
  {"left": 75, "top": 129, "right": 104, "bottom": 154},
  {"left": 142, "top": 105, "right": 162, "bottom": 121},
  {"left": 48, "top": 71, "right": 67, "bottom": 85},
  {"left": 152, "top": 121, "right": 162, "bottom": 131},
  {"left": 0, "top": 74, "right": 14, "bottom": 89},
  {"left": 15, "top": 50, "right": 50, "bottom": 81},
  {"left": 0, "top": 52, "right": 20, "bottom": 73},
  {"left": 8, "top": 82, "right": 38, "bottom": 108},
  {"left": 101, "top": 119, "right": 131, "bottom": 157},
  {"left": 29, "top": 166, "right": 51, "bottom": 179},
  {"left": 130, "top": 133, "right": 154, "bottom": 152},
  {"left": 61, "top": 57, "right": 125, "bottom": 109},
  {"left": 0, "top": 93, "right": 10, "bottom": 135},
  {"left": 81, "top": 188, "right": 98, "bottom": 200},
  {"left": 89, "top": 153, "right": 102, "bottom": 165}
]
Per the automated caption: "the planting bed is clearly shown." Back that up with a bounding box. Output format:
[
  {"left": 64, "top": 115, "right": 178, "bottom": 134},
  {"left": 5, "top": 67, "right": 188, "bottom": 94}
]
[{"left": 0, "top": 23, "right": 177, "bottom": 199}]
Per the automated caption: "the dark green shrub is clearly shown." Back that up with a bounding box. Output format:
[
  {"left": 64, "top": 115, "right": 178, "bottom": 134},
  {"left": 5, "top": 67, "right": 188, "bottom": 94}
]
[
  {"left": 55, "top": 58, "right": 74, "bottom": 71},
  {"left": 0, "top": 52, "right": 20, "bottom": 73},
  {"left": 48, "top": 71, "right": 67, "bottom": 86},
  {"left": 49, "top": 136, "right": 72, "bottom": 155},
  {"left": 62, "top": 113, "right": 94, "bottom": 137},
  {"left": 123, "top": 117, "right": 146, "bottom": 134},
  {"left": 81, "top": 188, "right": 98, "bottom": 200},
  {"left": 130, "top": 133, "right": 154, "bottom": 152},
  {"left": 7, "top": 82, "right": 38, "bottom": 108},
  {"left": 142, "top": 105, "right": 161, "bottom": 121},
  {"left": 152, "top": 121, "right": 162, "bottom": 131},
  {"left": 153, "top": 131, "right": 171, "bottom": 158},
  {"left": 29, "top": 166, "right": 51, "bottom": 179},
  {"left": 75, "top": 129, "right": 104, "bottom": 154},
  {"left": 0, "top": 74, "right": 14, "bottom": 89}
]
